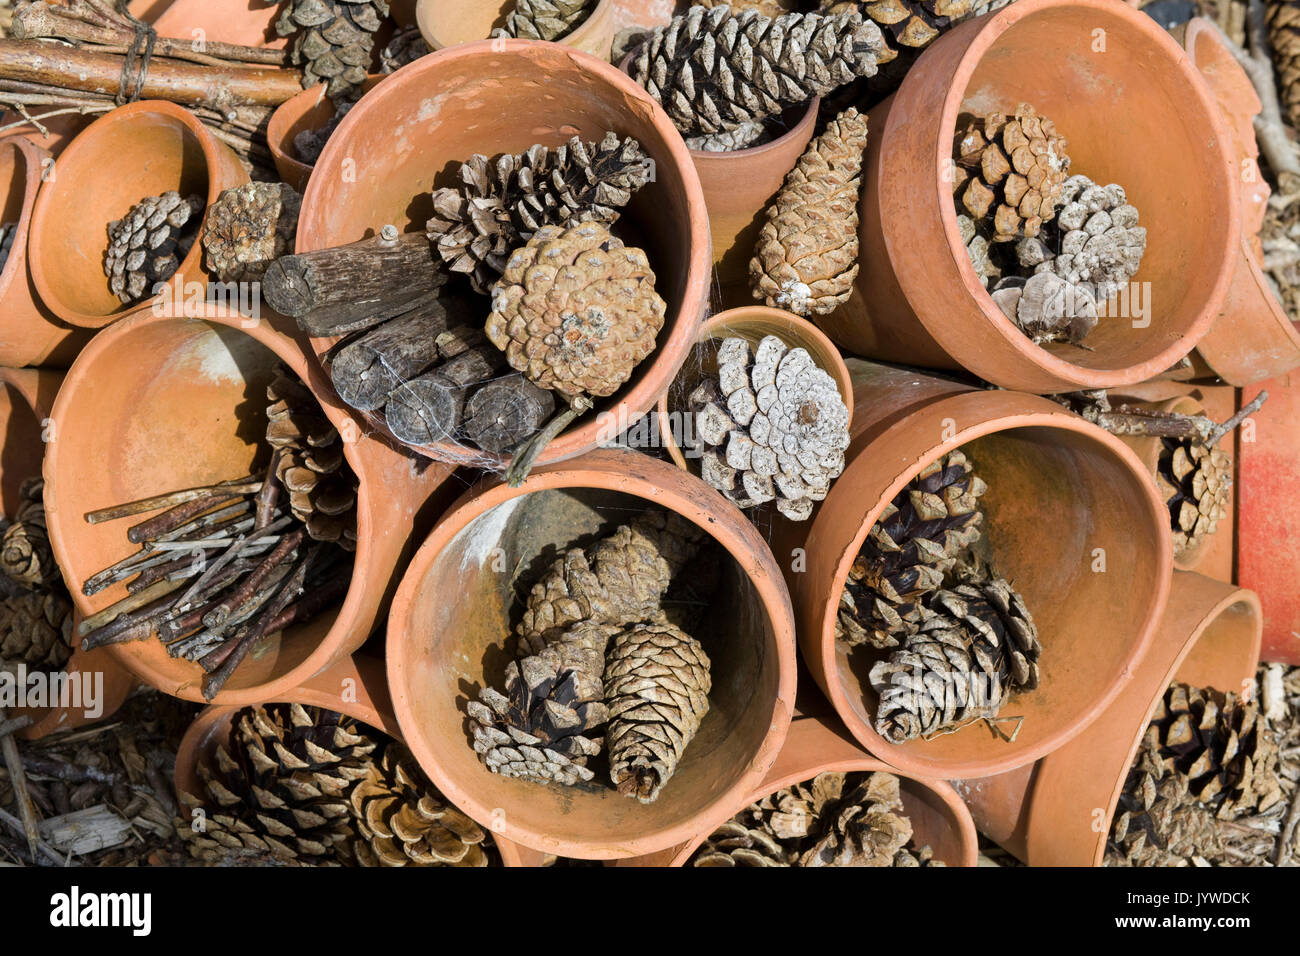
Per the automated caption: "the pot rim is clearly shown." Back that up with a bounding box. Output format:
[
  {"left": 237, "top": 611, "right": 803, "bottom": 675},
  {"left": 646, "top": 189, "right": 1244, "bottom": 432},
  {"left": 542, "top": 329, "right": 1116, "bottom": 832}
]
[
  {"left": 298, "top": 38, "right": 711, "bottom": 469},
  {"left": 810, "top": 388, "right": 1173, "bottom": 777},
  {"left": 0, "top": 134, "right": 45, "bottom": 305},
  {"left": 918, "top": 0, "right": 1240, "bottom": 387},
  {"left": 386, "top": 448, "right": 797, "bottom": 858}
]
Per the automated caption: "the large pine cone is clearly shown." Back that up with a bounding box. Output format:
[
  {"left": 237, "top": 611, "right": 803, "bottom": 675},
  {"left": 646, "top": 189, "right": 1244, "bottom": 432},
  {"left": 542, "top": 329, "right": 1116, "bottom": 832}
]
[
  {"left": 0, "top": 590, "right": 73, "bottom": 671},
  {"left": 954, "top": 104, "right": 1070, "bottom": 243},
  {"left": 496, "top": 0, "right": 595, "bottom": 40},
  {"left": 486, "top": 221, "right": 666, "bottom": 399},
  {"left": 104, "top": 191, "right": 203, "bottom": 305},
  {"left": 1157, "top": 439, "right": 1230, "bottom": 557},
  {"left": 687, "top": 335, "right": 850, "bottom": 521},
  {"left": 1, "top": 477, "right": 59, "bottom": 589},
  {"left": 275, "top": 0, "right": 389, "bottom": 99},
  {"left": 351, "top": 742, "right": 492, "bottom": 866},
  {"left": 427, "top": 133, "right": 653, "bottom": 294},
  {"left": 202, "top": 182, "right": 302, "bottom": 283},
  {"left": 265, "top": 370, "right": 358, "bottom": 550},
  {"left": 797, "top": 771, "right": 915, "bottom": 866},
  {"left": 751, "top": 107, "right": 869, "bottom": 316},
  {"left": 838, "top": 450, "right": 985, "bottom": 650},
  {"left": 179, "top": 703, "right": 378, "bottom": 864},
  {"left": 629, "top": 6, "right": 886, "bottom": 137},
  {"left": 1268, "top": 0, "right": 1300, "bottom": 132},
  {"left": 605, "top": 621, "right": 711, "bottom": 804}
]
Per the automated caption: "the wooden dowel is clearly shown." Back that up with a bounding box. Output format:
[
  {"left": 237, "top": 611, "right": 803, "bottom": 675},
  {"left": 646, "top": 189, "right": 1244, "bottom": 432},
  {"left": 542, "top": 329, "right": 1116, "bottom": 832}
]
[
  {"left": 384, "top": 344, "right": 507, "bottom": 446},
  {"left": 85, "top": 479, "right": 260, "bottom": 524},
  {"left": 329, "top": 301, "right": 466, "bottom": 411},
  {"left": 462, "top": 374, "right": 557, "bottom": 453}
]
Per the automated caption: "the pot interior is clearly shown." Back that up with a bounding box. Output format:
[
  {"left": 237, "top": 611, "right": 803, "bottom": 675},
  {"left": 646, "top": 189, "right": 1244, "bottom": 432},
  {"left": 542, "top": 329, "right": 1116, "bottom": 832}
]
[
  {"left": 955, "top": 4, "right": 1235, "bottom": 371},
  {"left": 47, "top": 318, "right": 350, "bottom": 696},
  {"left": 397, "top": 486, "right": 781, "bottom": 853},
  {"left": 418, "top": 0, "right": 513, "bottom": 46},
  {"left": 838, "top": 423, "right": 1166, "bottom": 767},
  {"left": 0, "top": 379, "right": 44, "bottom": 518}
]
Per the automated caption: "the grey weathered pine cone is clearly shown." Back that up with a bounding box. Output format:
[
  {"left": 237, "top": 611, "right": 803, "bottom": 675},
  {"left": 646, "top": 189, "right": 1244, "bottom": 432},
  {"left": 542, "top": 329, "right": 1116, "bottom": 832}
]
[
  {"left": 275, "top": 0, "right": 390, "bottom": 100},
  {"left": 202, "top": 182, "right": 302, "bottom": 283},
  {"left": 687, "top": 335, "right": 850, "bottom": 521},
  {"left": 820, "top": 0, "right": 1018, "bottom": 62},
  {"left": 0, "top": 476, "right": 59, "bottom": 588},
  {"left": 990, "top": 271, "right": 1097, "bottom": 347},
  {"left": 380, "top": 24, "right": 429, "bottom": 73},
  {"left": 104, "top": 191, "right": 204, "bottom": 305},
  {"left": 495, "top": 0, "right": 595, "bottom": 41},
  {"left": 1158, "top": 438, "right": 1230, "bottom": 556}
]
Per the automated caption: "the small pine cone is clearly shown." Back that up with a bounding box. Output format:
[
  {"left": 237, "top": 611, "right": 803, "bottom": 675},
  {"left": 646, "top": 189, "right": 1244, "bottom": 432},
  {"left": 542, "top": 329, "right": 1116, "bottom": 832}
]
[
  {"left": 688, "top": 335, "right": 850, "bottom": 520},
  {"left": 957, "top": 212, "right": 1001, "bottom": 288},
  {"left": 749, "top": 769, "right": 847, "bottom": 840},
  {"left": 380, "top": 24, "right": 429, "bottom": 73},
  {"left": 838, "top": 450, "right": 986, "bottom": 650},
  {"left": 496, "top": 0, "right": 596, "bottom": 41},
  {"left": 605, "top": 621, "right": 711, "bottom": 803},
  {"left": 751, "top": 107, "right": 869, "bottom": 316},
  {"left": 1, "top": 477, "right": 59, "bottom": 589},
  {"left": 486, "top": 221, "right": 666, "bottom": 399},
  {"left": 990, "top": 272, "right": 1098, "bottom": 347},
  {"left": 1268, "top": 0, "right": 1300, "bottom": 132},
  {"left": 202, "top": 182, "right": 302, "bottom": 283},
  {"left": 1156, "top": 438, "right": 1230, "bottom": 557},
  {"left": 275, "top": 0, "right": 389, "bottom": 99},
  {"left": 294, "top": 98, "right": 356, "bottom": 165},
  {"left": 0, "top": 222, "right": 17, "bottom": 274},
  {"left": 629, "top": 6, "right": 886, "bottom": 136},
  {"left": 104, "top": 191, "right": 204, "bottom": 304},
  {"left": 265, "top": 370, "right": 358, "bottom": 550},
  {"left": 0, "top": 590, "right": 73, "bottom": 671},
  {"left": 690, "top": 819, "right": 792, "bottom": 866},
  {"left": 797, "top": 771, "right": 913, "bottom": 866},
  {"left": 351, "top": 742, "right": 492, "bottom": 866},
  {"left": 953, "top": 104, "right": 1070, "bottom": 242},
  {"left": 821, "top": 0, "right": 1009, "bottom": 62}
]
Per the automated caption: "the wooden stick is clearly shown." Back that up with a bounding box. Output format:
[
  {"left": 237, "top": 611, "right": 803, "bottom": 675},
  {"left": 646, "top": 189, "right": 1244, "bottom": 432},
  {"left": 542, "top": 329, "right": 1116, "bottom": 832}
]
[
  {"left": 463, "top": 374, "right": 556, "bottom": 453},
  {"left": 328, "top": 304, "right": 465, "bottom": 411},
  {"left": 78, "top": 578, "right": 185, "bottom": 637},
  {"left": 505, "top": 396, "right": 592, "bottom": 487},
  {"left": 0, "top": 715, "right": 33, "bottom": 741},
  {"left": 385, "top": 344, "right": 507, "bottom": 446},
  {"left": 126, "top": 491, "right": 239, "bottom": 543},
  {"left": 79, "top": 581, "right": 188, "bottom": 648},
  {"left": 0, "top": 706, "right": 40, "bottom": 861},
  {"left": 202, "top": 529, "right": 303, "bottom": 631},
  {"left": 85, "top": 479, "right": 260, "bottom": 524},
  {"left": 0, "top": 807, "right": 65, "bottom": 866}
]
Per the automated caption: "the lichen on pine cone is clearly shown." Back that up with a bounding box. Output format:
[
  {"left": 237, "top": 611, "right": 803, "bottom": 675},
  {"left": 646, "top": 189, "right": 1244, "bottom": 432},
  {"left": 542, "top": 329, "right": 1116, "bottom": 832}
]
[
  {"left": 629, "top": 6, "right": 886, "bottom": 137},
  {"left": 495, "top": 0, "right": 595, "bottom": 40},
  {"left": 605, "top": 620, "right": 711, "bottom": 803},
  {"left": 427, "top": 133, "right": 653, "bottom": 294},
  {"left": 275, "top": 0, "right": 389, "bottom": 99},
  {"left": 104, "top": 191, "right": 204, "bottom": 304},
  {"left": 0, "top": 590, "right": 73, "bottom": 672},
  {"left": 1267, "top": 0, "right": 1300, "bottom": 132},
  {"left": 486, "top": 221, "right": 666, "bottom": 399},
  {"left": 1157, "top": 438, "right": 1230, "bottom": 557},
  {"left": 202, "top": 182, "right": 301, "bottom": 283},
  {"left": 751, "top": 106, "right": 868, "bottom": 316},
  {"left": 265, "top": 369, "right": 358, "bottom": 550},
  {"left": 953, "top": 104, "right": 1070, "bottom": 243},
  {"left": 687, "top": 335, "right": 850, "bottom": 521},
  {"left": 1, "top": 477, "right": 58, "bottom": 589},
  {"left": 837, "top": 450, "right": 985, "bottom": 650},
  {"left": 351, "top": 742, "right": 492, "bottom": 866}
]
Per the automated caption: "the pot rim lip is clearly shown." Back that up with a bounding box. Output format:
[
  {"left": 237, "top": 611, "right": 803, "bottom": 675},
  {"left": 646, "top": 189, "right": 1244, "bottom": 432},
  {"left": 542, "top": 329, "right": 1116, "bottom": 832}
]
[
  {"left": 1029, "top": 579, "right": 1262, "bottom": 867},
  {"left": 27, "top": 99, "right": 230, "bottom": 331},
  {"left": 920, "top": 0, "right": 1241, "bottom": 387},
  {"left": 686, "top": 95, "right": 821, "bottom": 162},
  {"left": 417, "top": 0, "right": 612, "bottom": 51},
  {"left": 42, "top": 304, "right": 379, "bottom": 706},
  {"left": 385, "top": 449, "right": 798, "bottom": 859},
  {"left": 298, "top": 38, "right": 712, "bottom": 469},
  {"left": 810, "top": 388, "right": 1174, "bottom": 778},
  {"left": 0, "top": 134, "right": 46, "bottom": 304}
]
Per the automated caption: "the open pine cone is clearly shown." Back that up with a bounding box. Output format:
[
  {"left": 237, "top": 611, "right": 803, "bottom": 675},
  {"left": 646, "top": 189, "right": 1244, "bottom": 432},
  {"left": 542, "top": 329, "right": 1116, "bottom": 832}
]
[
  {"left": 1157, "top": 439, "right": 1230, "bottom": 557},
  {"left": 821, "top": 0, "right": 1014, "bottom": 62},
  {"left": 104, "top": 191, "right": 204, "bottom": 305},
  {"left": 1, "top": 477, "right": 58, "bottom": 589},
  {"left": 486, "top": 221, "right": 666, "bottom": 399},
  {"left": 495, "top": 0, "right": 595, "bottom": 40},
  {"left": 276, "top": 0, "right": 389, "bottom": 99},
  {"left": 202, "top": 182, "right": 302, "bottom": 283},
  {"left": 0, "top": 590, "right": 73, "bottom": 672}
]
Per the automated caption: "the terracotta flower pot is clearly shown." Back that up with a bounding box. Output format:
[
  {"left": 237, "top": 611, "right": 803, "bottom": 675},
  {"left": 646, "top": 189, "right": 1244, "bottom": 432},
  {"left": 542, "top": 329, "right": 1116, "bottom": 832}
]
[
  {"left": 1238, "top": 374, "right": 1300, "bottom": 664},
  {"left": 42, "top": 304, "right": 457, "bottom": 706},
  {"left": 386, "top": 448, "right": 797, "bottom": 859},
  {"left": 145, "top": 0, "right": 285, "bottom": 47},
  {"left": 654, "top": 305, "right": 853, "bottom": 473},
  {"left": 0, "top": 136, "right": 88, "bottom": 368},
  {"left": 777, "top": 360, "right": 1172, "bottom": 778},
  {"left": 297, "top": 40, "right": 710, "bottom": 468},
  {"left": 27, "top": 100, "right": 249, "bottom": 330},
  {"left": 615, "top": 714, "right": 978, "bottom": 866},
  {"left": 956, "top": 571, "right": 1261, "bottom": 866},
  {"left": 266, "top": 78, "right": 384, "bottom": 194},
  {"left": 416, "top": 0, "right": 615, "bottom": 58},
  {"left": 822, "top": 0, "right": 1239, "bottom": 392}
]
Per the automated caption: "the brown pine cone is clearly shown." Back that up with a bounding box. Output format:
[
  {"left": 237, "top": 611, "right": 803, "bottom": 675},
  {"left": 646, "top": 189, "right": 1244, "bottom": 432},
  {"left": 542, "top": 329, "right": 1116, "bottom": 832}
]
[
  {"left": 496, "top": 0, "right": 596, "bottom": 40},
  {"left": 104, "top": 191, "right": 204, "bottom": 304},
  {"left": 0, "top": 590, "right": 73, "bottom": 672},
  {"left": 1, "top": 477, "right": 59, "bottom": 589},
  {"left": 1157, "top": 439, "right": 1230, "bottom": 557},
  {"left": 821, "top": 0, "right": 1013, "bottom": 61},
  {"left": 202, "top": 182, "right": 302, "bottom": 283},
  {"left": 690, "top": 819, "right": 792, "bottom": 866},
  {"left": 1268, "top": 0, "right": 1300, "bottom": 133},
  {"left": 486, "top": 221, "right": 666, "bottom": 399}
]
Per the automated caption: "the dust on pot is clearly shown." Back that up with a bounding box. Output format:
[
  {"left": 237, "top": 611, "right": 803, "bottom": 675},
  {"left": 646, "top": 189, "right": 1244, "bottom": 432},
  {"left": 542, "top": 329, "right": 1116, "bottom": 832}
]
[
  {"left": 296, "top": 39, "right": 710, "bottom": 469},
  {"left": 386, "top": 449, "right": 796, "bottom": 859},
  {"left": 778, "top": 360, "right": 1172, "bottom": 778},
  {"left": 41, "top": 304, "right": 456, "bottom": 706},
  {"left": 416, "top": 0, "right": 615, "bottom": 58},
  {"left": 957, "top": 572, "right": 1262, "bottom": 866},
  {"left": 27, "top": 100, "right": 249, "bottom": 330},
  {"left": 828, "top": 0, "right": 1238, "bottom": 392}
]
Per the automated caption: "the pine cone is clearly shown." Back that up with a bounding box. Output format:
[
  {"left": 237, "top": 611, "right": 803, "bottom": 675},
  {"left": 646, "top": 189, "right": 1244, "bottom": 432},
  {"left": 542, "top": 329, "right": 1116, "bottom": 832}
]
[
  {"left": 838, "top": 451, "right": 986, "bottom": 650},
  {"left": 1157, "top": 439, "right": 1231, "bottom": 557},
  {"left": 751, "top": 107, "right": 869, "bottom": 316},
  {"left": 351, "top": 742, "right": 492, "bottom": 866},
  {"left": 496, "top": 0, "right": 595, "bottom": 41},
  {"left": 685, "top": 121, "right": 769, "bottom": 152},
  {"left": 687, "top": 335, "right": 850, "bottom": 520},
  {"left": 0, "top": 590, "right": 73, "bottom": 671},
  {"left": 958, "top": 212, "right": 1001, "bottom": 288},
  {"left": 104, "top": 191, "right": 203, "bottom": 305},
  {"left": 467, "top": 621, "right": 618, "bottom": 786},
  {"left": 690, "top": 819, "right": 792, "bottom": 866},
  {"left": 486, "top": 221, "right": 666, "bottom": 399},
  {"left": 379, "top": 24, "right": 428, "bottom": 73},
  {"left": 0, "top": 221, "right": 17, "bottom": 274},
  {"left": 1, "top": 477, "right": 58, "bottom": 589},
  {"left": 990, "top": 272, "right": 1098, "bottom": 347},
  {"left": 294, "top": 97, "right": 355, "bottom": 165},
  {"left": 427, "top": 133, "right": 653, "bottom": 294},
  {"left": 869, "top": 572, "right": 1039, "bottom": 743},
  {"left": 605, "top": 621, "right": 711, "bottom": 803},
  {"left": 797, "top": 771, "right": 914, "bottom": 866},
  {"left": 953, "top": 104, "right": 1070, "bottom": 242},
  {"left": 265, "top": 369, "right": 358, "bottom": 550},
  {"left": 1108, "top": 755, "right": 1225, "bottom": 866},
  {"left": 179, "top": 703, "right": 378, "bottom": 864},
  {"left": 202, "top": 182, "right": 302, "bottom": 283},
  {"left": 275, "top": 0, "right": 389, "bottom": 99},
  {"left": 750, "top": 769, "right": 847, "bottom": 841},
  {"left": 629, "top": 6, "right": 886, "bottom": 137},
  {"left": 1268, "top": 0, "right": 1300, "bottom": 132}
]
